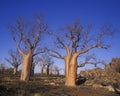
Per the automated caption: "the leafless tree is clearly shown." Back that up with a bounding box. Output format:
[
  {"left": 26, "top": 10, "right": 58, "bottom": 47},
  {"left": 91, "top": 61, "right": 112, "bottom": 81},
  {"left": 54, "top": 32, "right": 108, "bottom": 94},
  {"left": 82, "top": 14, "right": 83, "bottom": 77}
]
[
  {"left": 77, "top": 54, "right": 105, "bottom": 68},
  {"left": 40, "top": 53, "right": 54, "bottom": 76},
  {"left": 40, "top": 61, "right": 45, "bottom": 75},
  {"left": 53, "top": 65, "right": 61, "bottom": 76},
  {"left": 48, "top": 20, "right": 115, "bottom": 87},
  {"left": 8, "top": 16, "right": 48, "bottom": 81},
  {"left": 0, "top": 63, "right": 5, "bottom": 71},
  {"left": 5, "top": 49, "right": 22, "bottom": 74}
]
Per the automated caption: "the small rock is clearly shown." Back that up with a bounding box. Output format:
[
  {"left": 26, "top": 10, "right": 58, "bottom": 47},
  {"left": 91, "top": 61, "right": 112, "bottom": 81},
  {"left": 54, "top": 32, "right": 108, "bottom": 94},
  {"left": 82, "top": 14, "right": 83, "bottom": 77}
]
[
  {"left": 92, "top": 84, "right": 103, "bottom": 89},
  {"left": 49, "top": 82, "right": 55, "bottom": 85},
  {"left": 104, "top": 85, "right": 115, "bottom": 92},
  {"left": 29, "top": 93, "right": 41, "bottom": 96}
]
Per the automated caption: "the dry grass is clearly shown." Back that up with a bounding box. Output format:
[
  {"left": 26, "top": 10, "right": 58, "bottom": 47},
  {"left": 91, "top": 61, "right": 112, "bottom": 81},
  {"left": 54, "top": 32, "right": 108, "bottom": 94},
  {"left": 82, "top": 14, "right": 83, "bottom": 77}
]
[{"left": 0, "top": 78, "right": 119, "bottom": 96}]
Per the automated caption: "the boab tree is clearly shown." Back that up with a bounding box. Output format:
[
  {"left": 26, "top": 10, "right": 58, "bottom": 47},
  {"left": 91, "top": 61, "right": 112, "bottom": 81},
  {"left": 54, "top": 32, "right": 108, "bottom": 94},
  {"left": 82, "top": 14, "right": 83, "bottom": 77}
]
[
  {"left": 77, "top": 54, "right": 105, "bottom": 68},
  {"left": 40, "top": 61, "right": 45, "bottom": 75},
  {"left": 6, "top": 49, "right": 22, "bottom": 74},
  {"left": 0, "top": 63, "right": 6, "bottom": 72},
  {"left": 53, "top": 65, "right": 62, "bottom": 76},
  {"left": 40, "top": 53, "right": 54, "bottom": 76},
  {"left": 8, "top": 16, "right": 47, "bottom": 81},
  {"left": 49, "top": 21, "right": 115, "bottom": 87}
]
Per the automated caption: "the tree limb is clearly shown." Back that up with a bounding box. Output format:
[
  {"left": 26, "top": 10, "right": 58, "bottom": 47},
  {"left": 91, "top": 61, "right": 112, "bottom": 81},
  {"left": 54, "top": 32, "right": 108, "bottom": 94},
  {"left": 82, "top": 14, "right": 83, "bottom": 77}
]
[
  {"left": 47, "top": 49, "right": 64, "bottom": 59},
  {"left": 78, "top": 55, "right": 105, "bottom": 67}
]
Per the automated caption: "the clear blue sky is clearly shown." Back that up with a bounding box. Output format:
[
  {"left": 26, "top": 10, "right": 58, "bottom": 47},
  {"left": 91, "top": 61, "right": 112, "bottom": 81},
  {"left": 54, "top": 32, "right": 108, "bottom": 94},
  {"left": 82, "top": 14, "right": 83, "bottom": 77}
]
[{"left": 0, "top": 0, "right": 120, "bottom": 72}]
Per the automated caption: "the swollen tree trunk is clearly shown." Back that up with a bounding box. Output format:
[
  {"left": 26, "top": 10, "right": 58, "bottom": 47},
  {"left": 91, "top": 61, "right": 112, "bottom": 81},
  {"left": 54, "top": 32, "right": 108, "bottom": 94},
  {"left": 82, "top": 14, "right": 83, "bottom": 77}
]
[
  {"left": 20, "top": 51, "right": 32, "bottom": 81},
  {"left": 64, "top": 53, "right": 78, "bottom": 87}
]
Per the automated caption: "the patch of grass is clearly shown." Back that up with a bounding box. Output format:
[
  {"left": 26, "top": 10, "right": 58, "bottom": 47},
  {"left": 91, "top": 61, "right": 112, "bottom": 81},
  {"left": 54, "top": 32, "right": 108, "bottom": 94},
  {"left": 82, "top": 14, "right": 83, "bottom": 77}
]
[{"left": 0, "top": 76, "right": 119, "bottom": 96}]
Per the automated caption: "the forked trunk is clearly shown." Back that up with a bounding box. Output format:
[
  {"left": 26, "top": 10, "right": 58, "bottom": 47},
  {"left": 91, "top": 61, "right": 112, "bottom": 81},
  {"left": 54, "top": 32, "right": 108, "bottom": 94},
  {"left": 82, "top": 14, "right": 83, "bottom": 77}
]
[
  {"left": 20, "top": 51, "right": 32, "bottom": 81},
  {"left": 64, "top": 53, "right": 71, "bottom": 81},
  {"left": 65, "top": 54, "right": 78, "bottom": 87}
]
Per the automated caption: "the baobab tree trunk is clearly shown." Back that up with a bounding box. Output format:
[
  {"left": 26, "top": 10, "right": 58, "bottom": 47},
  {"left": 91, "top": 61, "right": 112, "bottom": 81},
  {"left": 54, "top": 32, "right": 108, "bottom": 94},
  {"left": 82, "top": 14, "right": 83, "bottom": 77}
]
[
  {"left": 64, "top": 54, "right": 78, "bottom": 87},
  {"left": 20, "top": 51, "right": 32, "bottom": 81},
  {"left": 41, "top": 68, "right": 44, "bottom": 75},
  {"left": 13, "top": 66, "right": 18, "bottom": 75},
  {"left": 41, "top": 63, "right": 45, "bottom": 76}
]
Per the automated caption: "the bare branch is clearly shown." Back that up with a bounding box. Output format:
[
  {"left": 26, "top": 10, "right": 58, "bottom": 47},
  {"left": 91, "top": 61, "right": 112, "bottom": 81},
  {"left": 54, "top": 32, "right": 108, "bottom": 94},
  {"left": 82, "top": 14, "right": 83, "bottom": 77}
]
[
  {"left": 17, "top": 43, "right": 25, "bottom": 56},
  {"left": 66, "top": 21, "right": 83, "bottom": 53},
  {"left": 78, "top": 55, "right": 105, "bottom": 67},
  {"left": 78, "top": 45, "right": 97, "bottom": 55},
  {"left": 55, "top": 34, "right": 66, "bottom": 49},
  {"left": 33, "top": 48, "right": 46, "bottom": 57},
  {"left": 5, "top": 58, "right": 12, "bottom": 64},
  {"left": 33, "top": 56, "right": 40, "bottom": 66},
  {"left": 8, "top": 15, "right": 48, "bottom": 58},
  {"left": 5, "top": 49, "right": 22, "bottom": 67},
  {"left": 49, "top": 54, "right": 63, "bottom": 59},
  {"left": 47, "top": 48, "right": 64, "bottom": 59}
]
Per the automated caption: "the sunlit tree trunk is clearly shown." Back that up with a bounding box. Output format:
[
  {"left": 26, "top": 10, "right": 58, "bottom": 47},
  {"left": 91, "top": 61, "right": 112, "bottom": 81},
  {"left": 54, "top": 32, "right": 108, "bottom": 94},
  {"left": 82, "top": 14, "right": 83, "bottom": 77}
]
[
  {"left": 13, "top": 66, "right": 18, "bottom": 75},
  {"left": 65, "top": 53, "right": 78, "bottom": 87},
  {"left": 64, "top": 53, "right": 71, "bottom": 84},
  {"left": 41, "top": 63, "right": 45, "bottom": 76},
  {"left": 46, "top": 20, "right": 114, "bottom": 87},
  {"left": 20, "top": 51, "right": 32, "bottom": 81},
  {"left": 8, "top": 16, "right": 48, "bottom": 81}
]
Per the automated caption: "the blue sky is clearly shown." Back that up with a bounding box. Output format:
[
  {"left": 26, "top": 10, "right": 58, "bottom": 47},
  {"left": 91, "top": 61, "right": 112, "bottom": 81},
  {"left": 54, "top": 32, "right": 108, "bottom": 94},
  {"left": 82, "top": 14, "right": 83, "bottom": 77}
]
[{"left": 0, "top": 0, "right": 120, "bottom": 72}]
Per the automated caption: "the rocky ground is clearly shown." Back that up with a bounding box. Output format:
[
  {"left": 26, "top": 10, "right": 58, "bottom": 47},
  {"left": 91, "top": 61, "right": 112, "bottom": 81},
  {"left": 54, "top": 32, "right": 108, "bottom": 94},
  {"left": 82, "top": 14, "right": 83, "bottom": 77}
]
[
  {"left": 0, "top": 76, "right": 119, "bottom": 96},
  {"left": 79, "top": 67, "right": 120, "bottom": 95}
]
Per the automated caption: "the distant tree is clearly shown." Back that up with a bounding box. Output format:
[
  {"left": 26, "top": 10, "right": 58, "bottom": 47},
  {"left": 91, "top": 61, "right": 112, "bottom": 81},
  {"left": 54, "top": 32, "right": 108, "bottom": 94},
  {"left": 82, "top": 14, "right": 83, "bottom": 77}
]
[
  {"left": 5, "top": 49, "right": 22, "bottom": 74},
  {"left": 0, "top": 63, "right": 5, "bottom": 71},
  {"left": 77, "top": 54, "right": 105, "bottom": 68},
  {"left": 40, "top": 61, "right": 45, "bottom": 75},
  {"left": 8, "top": 16, "right": 47, "bottom": 81},
  {"left": 53, "top": 65, "right": 61, "bottom": 76},
  {"left": 48, "top": 20, "right": 115, "bottom": 87},
  {"left": 49, "top": 63, "right": 54, "bottom": 76},
  {"left": 40, "top": 53, "right": 54, "bottom": 76}
]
